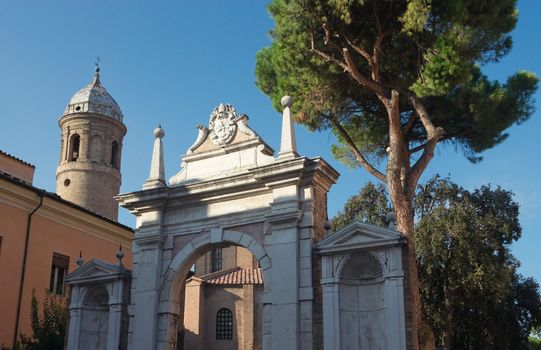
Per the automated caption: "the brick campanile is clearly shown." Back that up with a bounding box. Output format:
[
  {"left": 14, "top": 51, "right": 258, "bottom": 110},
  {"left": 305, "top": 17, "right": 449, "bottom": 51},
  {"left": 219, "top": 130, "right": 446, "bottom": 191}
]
[{"left": 56, "top": 67, "right": 126, "bottom": 220}]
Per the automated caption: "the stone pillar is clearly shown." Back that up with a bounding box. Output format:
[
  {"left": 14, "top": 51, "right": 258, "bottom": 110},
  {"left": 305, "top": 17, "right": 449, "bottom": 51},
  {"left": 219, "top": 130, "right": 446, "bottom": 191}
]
[
  {"left": 243, "top": 284, "right": 255, "bottom": 349},
  {"left": 66, "top": 285, "right": 83, "bottom": 350},
  {"left": 130, "top": 226, "right": 165, "bottom": 350},
  {"left": 80, "top": 128, "right": 90, "bottom": 161},
  {"left": 383, "top": 247, "right": 407, "bottom": 350},
  {"left": 183, "top": 279, "right": 204, "bottom": 350},
  {"left": 106, "top": 281, "right": 125, "bottom": 350},
  {"left": 321, "top": 280, "right": 341, "bottom": 350},
  {"left": 266, "top": 186, "right": 302, "bottom": 350}
]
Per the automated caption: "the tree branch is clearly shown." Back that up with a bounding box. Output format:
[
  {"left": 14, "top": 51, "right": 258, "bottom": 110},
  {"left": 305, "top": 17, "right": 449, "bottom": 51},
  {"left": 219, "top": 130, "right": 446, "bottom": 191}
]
[
  {"left": 402, "top": 112, "right": 418, "bottom": 134},
  {"left": 328, "top": 115, "right": 387, "bottom": 181},
  {"left": 341, "top": 47, "right": 389, "bottom": 98},
  {"left": 310, "top": 33, "right": 350, "bottom": 72},
  {"left": 410, "top": 95, "right": 442, "bottom": 138},
  {"left": 343, "top": 33, "right": 373, "bottom": 66},
  {"left": 407, "top": 97, "right": 444, "bottom": 192}
]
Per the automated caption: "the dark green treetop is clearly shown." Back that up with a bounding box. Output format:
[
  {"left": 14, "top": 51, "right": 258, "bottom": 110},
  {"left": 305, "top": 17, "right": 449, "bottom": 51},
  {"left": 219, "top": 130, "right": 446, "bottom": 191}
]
[{"left": 256, "top": 0, "right": 538, "bottom": 168}]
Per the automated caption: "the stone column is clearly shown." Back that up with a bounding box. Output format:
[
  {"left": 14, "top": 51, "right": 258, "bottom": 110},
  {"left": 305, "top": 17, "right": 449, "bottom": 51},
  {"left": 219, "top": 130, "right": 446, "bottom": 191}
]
[
  {"left": 106, "top": 281, "right": 125, "bottom": 350},
  {"left": 66, "top": 285, "right": 83, "bottom": 350},
  {"left": 383, "top": 247, "right": 407, "bottom": 350},
  {"left": 242, "top": 284, "right": 255, "bottom": 349},
  {"left": 130, "top": 226, "right": 165, "bottom": 350},
  {"left": 80, "top": 128, "right": 90, "bottom": 161},
  {"left": 321, "top": 279, "right": 341, "bottom": 350},
  {"left": 266, "top": 188, "right": 302, "bottom": 350}
]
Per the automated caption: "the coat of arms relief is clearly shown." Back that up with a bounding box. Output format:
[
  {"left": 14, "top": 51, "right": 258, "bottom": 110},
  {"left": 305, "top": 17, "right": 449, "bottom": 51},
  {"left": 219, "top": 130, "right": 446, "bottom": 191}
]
[
  {"left": 209, "top": 103, "right": 237, "bottom": 146},
  {"left": 186, "top": 103, "right": 258, "bottom": 154}
]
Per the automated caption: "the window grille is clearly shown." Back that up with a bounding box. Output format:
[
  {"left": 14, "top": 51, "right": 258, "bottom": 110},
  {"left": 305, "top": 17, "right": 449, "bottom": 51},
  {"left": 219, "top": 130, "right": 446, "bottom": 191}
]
[
  {"left": 216, "top": 308, "right": 233, "bottom": 340},
  {"left": 211, "top": 247, "right": 222, "bottom": 272}
]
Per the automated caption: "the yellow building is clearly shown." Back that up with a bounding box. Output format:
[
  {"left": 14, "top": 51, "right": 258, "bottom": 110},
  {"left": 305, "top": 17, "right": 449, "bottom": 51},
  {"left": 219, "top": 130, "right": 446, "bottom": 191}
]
[
  {"left": 0, "top": 150, "right": 133, "bottom": 348},
  {"left": 0, "top": 68, "right": 133, "bottom": 349}
]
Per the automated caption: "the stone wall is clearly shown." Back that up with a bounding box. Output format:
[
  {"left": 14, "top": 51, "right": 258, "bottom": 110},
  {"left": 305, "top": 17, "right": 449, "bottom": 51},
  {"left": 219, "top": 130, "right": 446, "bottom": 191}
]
[{"left": 311, "top": 186, "right": 328, "bottom": 350}]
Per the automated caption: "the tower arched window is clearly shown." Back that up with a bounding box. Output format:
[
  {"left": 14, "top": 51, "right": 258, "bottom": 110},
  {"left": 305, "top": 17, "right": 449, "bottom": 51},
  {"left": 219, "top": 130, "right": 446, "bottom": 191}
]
[
  {"left": 68, "top": 134, "right": 80, "bottom": 161},
  {"left": 111, "top": 141, "right": 119, "bottom": 169},
  {"left": 216, "top": 308, "right": 233, "bottom": 340}
]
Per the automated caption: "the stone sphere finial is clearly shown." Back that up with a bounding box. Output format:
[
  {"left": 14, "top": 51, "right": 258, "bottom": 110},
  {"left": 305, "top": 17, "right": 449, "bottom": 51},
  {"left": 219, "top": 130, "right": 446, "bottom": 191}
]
[
  {"left": 154, "top": 124, "right": 165, "bottom": 139},
  {"left": 385, "top": 211, "right": 397, "bottom": 228},
  {"left": 116, "top": 245, "right": 125, "bottom": 266},
  {"left": 324, "top": 220, "right": 332, "bottom": 231},
  {"left": 281, "top": 96, "right": 294, "bottom": 108},
  {"left": 76, "top": 250, "right": 84, "bottom": 266}
]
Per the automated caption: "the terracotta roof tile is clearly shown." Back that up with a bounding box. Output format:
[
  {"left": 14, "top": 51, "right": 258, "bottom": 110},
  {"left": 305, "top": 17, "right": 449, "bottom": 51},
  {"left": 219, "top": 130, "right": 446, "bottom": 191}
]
[
  {"left": 202, "top": 267, "right": 263, "bottom": 285},
  {"left": 0, "top": 149, "right": 35, "bottom": 168}
]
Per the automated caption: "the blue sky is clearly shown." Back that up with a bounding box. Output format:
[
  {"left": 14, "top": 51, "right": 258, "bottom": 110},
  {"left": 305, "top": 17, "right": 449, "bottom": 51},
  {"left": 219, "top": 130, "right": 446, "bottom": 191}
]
[{"left": 0, "top": 1, "right": 539, "bottom": 282}]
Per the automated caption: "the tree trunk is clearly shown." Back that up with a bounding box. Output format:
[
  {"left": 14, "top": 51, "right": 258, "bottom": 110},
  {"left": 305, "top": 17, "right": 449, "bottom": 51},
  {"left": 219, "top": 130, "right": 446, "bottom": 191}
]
[
  {"left": 394, "top": 196, "right": 420, "bottom": 349},
  {"left": 381, "top": 90, "right": 436, "bottom": 350},
  {"left": 442, "top": 285, "right": 453, "bottom": 350}
]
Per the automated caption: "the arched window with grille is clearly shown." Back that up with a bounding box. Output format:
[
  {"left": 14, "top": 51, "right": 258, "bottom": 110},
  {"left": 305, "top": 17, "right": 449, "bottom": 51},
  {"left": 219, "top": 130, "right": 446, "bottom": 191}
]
[{"left": 216, "top": 308, "right": 233, "bottom": 340}]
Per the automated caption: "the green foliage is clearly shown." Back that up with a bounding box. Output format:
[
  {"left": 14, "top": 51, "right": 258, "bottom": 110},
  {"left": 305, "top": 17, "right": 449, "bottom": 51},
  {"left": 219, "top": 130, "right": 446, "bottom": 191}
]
[
  {"left": 256, "top": 0, "right": 538, "bottom": 164},
  {"left": 332, "top": 178, "right": 541, "bottom": 348},
  {"left": 331, "top": 182, "right": 389, "bottom": 230},
  {"left": 17, "top": 291, "right": 68, "bottom": 350},
  {"left": 531, "top": 336, "right": 541, "bottom": 350},
  {"left": 415, "top": 177, "right": 541, "bottom": 349}
]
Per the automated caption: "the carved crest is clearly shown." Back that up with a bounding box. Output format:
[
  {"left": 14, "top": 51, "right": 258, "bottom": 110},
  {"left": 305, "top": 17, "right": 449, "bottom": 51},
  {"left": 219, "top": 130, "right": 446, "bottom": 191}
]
[{"left": 209, "top": 103, "right": 237, "bottom": 146}]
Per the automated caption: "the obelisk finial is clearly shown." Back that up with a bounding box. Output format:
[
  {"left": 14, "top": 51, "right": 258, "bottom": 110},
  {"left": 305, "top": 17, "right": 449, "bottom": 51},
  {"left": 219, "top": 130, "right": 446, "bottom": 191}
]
[
  {"left": 143, "top": 125, "right": 166, "bottom": 189},
  {"left": 278, "top": 96, "right": 298, "bottom": 159}
]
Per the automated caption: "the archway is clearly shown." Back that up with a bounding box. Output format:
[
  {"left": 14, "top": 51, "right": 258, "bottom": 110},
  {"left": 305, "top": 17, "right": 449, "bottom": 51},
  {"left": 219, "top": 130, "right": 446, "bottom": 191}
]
[
  {"left": 80, "top": 286, "right": 109, "bottom": 350},
  {"left": 159, "top": 230, "right": 271, "bottom": 350}
]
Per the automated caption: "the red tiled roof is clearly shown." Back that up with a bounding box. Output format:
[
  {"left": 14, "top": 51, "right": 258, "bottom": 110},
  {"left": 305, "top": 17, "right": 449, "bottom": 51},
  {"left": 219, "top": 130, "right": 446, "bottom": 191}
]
[
  {"left": 202, "top": 267, "right": 263, "bottom": 285},
  {"left": 0, "top": 150, "right": 35, "bottom": 168},
  {"left": 0, "top": 171, "right": 134, "bottom": 232}
]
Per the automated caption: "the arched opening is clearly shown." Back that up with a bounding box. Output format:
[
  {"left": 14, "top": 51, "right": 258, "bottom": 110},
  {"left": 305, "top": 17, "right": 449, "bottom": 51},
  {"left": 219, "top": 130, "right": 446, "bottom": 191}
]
[
  {"left": 111, "top": 141, "right": 119, "bottom": 168},
  {"left": 181, "top": 243, "right": 263, "bottom": 350},
  {"left": 68, "top": 134, "right": 80, "bottom": 161},
  {"left": 80, "top": 286, "right": 109, "bottom": 350},
  {"left": 161, "top": 231, "right": 270, "bottom": 350},
  {"left": 338, "top": 252, "right": 385, "bottom": 349}
]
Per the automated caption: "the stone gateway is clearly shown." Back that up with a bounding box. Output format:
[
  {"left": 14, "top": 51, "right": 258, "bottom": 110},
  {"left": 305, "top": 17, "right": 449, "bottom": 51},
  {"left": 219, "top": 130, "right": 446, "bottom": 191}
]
[{"left": 67, "top": 97, "right": 408, "bottom": 350}]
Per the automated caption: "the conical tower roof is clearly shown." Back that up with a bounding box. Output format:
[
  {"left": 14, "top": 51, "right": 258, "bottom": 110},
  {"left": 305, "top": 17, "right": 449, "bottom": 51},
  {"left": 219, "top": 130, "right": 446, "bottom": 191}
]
[{"left": 63, "top": 67, "right": 123, "bottom": 121}]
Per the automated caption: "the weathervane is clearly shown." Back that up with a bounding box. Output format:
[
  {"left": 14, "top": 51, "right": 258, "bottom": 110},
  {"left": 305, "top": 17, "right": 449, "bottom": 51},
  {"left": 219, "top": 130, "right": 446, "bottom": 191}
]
[{"left": 95, "top": 56, "right": 101, "bottom": 72}]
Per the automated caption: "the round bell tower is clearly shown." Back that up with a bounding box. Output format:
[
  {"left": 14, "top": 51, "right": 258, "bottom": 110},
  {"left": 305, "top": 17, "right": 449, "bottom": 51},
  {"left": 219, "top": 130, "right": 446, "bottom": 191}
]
[{"left": 56, "top": 67, "right": 127, "bottom": 220}]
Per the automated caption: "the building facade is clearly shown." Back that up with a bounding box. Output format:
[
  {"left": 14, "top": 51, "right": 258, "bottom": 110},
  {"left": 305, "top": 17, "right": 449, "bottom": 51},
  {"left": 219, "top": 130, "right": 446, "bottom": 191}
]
[
  {"left": 64, "top": 95, "right": 409, "bottom": 349},
  {"left": 183, "top": 246, "right": 263, "bottom": 350},
  {"left": 0, "top": 68, "right": 132, "bottom": 348}
]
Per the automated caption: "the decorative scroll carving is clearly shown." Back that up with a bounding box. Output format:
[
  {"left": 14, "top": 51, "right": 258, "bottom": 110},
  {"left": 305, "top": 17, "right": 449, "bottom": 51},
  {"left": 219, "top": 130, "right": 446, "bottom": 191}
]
[
  {"left": 187, "top": 125, "right": 209, "bottom": 154},
  {"left": 235, "top": 114, "right": 258, "bottom": 138}
]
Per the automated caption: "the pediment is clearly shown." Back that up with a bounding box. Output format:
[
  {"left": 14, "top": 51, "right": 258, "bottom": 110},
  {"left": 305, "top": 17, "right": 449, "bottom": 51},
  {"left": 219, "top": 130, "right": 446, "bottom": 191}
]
[
  {"left": 316, "top": 221, "right": 405, "bottom": 255},
  {"left": 67, "top": 259, "right": 130, "bottom": 285},
  {"left": 168, "top": 103, "right": 275, "bottom": 186}
]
